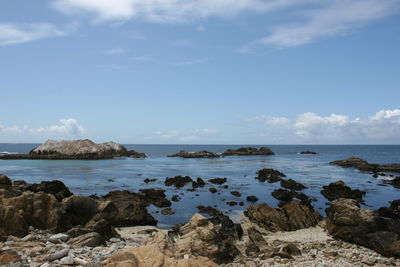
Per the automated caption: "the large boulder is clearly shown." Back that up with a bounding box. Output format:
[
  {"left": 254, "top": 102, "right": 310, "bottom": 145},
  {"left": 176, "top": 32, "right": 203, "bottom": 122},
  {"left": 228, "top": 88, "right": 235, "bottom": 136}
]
[
  {"left": 320, "top": 181, "right": 365, "bottom": 202},
  {"left": 25, "top": 180, "right": 72, "bottom": 201},
  {"left": 164, "top": 176, "right": 192, "bottom": 188},
  {"left": 244, "top": 201, "right": 321, "bottom": 232},
  {"left": 256, "top": 168, "right": 286, "bottom": 183},
  {"left": 167, "top": 150, "right": 220, "bottom": 158},
  {"left": 222, "top": 147, "right": 274, "bottom": 156},
  {"left": 0, "top": 139, "right": 146, "bottom": 159},
  {"left": 0, "top": 174, "right": 12, "bottom": 190},
  {"left": 326, "top": 199, "right": 400, "bottom": 257}
]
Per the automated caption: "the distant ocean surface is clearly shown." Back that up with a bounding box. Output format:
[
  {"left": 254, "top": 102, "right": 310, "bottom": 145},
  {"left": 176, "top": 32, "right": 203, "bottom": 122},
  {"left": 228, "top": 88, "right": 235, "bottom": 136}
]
[{"left": 1, "top": 144, "right": 399, "bottom": 228}]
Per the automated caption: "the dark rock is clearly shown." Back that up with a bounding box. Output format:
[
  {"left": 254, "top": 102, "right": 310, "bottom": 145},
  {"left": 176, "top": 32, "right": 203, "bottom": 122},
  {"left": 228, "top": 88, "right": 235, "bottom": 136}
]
[
  {"left": 271, "top": 189, "right": 311, "bottom": 206},
  {"left": 330, "top": 157, "right": 400, "bottom": 173},
  {"left": 280, "top": 179, "right": 306, "bottom": 191},
  {"left": 320, "top": 180, "right": 365, "bottom": 202},
  {"left": 326, "top": 198, "right": 400, "bottom": 257},
  {"left": 167, "top": 150, "right": 220, "bottom": 158},
  {"left": 388, "top": 176, "right": 400, "bottom": 188},
  {"left": 299, "top": 151, "right": 318, "bottom": 155},
  {"left": 143, "top": 178, "right": 157, "bottom": 183},
  {"left": 25, "top": 180, "right": 72, "bottom": 201},
  {"left": 209, "top": 188, "right": 218, "bottom": 193},
  {"left": 247, "top": 195, "right": 258, "bottom": 202},
  {"left": 248, "top": 227, "right": 268, "bottom": 248},
  {"left": 209, "top": 177, "right": 228, "bottom": 185},
  {"left": 69, "top": 232, "right": 104, "bottom": 248},
  {"left": 171, "top": 195, "right": 181, "bottom": 202},
  {"left": 244, "top": 201, "right": 321, "bottom": 232},
  {"left": 245, "top": 242, "right": 260, "bottom": 256},
  {"left": 197, "top": 206, "right": 223, "bottom": 217},
  {"left": 226, "top": 201, "right": 238, "bottom": 206},
  {"left": 139, "top": 188, "right": 171, "bottom": 208},
  {"left": 164, "top": 176, "right": 192, "bottom": 188},
  {"left": 256, "top": 168, "right": 286, "bottom": 183},
  {"left": 282, "top": 243, "right": 302, "bottom": 256},
  {"left": 239, "top": 202, "right": 244, "bottom": 206},
  {"left": 161, "top": 208, "right": 175, "bottom": 215},
  {"left": 378, "top": 199, "right": 400, "bottom": 219},
  {"left": 230, "top": 191, "right": 242, "bottom": 197},
  {"left": 222, "top": 147, "right": 274, "bottom": 156},
  {"left": 192, "top": 178, "right": 206, "bottom": 188},
  {"left": 0, "top": 174, "right": 12, "bottom": 190}
]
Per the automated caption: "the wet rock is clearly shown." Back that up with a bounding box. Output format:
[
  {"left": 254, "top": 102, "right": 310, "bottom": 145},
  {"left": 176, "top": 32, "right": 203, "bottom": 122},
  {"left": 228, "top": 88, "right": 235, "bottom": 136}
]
[
  {"left": 230, "top": 191, "right": 242, "bottom": 197},
  {"left": 271, "top": 189, "right": 311, "bottom": 205},
  {"left": 139, "top": 188, "right": 171, "bottom": 208},
  {"left": 143, "top": 178, "right": 157, "bottom": 183},
  {"left": 247, "top": 195, "right": 258, "bottom": 202},
  {"left": 161, "top": 208, "right": 175, "bottom": 215},
  {"left": 25, "top": 180, "right": 72, "bottom": 201},
  {"left": 209, "top": 178, "right": 227, "bottom": 185},
  {"left": 280, "top": 179, "right": 306, "bottom": 191},
  {"left": 192, "top": 178, "right": 206, "bottom": 188},
  {"left": 244, "top": 201, "right": 321, "bottom": 232},
  {"left": 209, "top": 188, "right": 218, "bottom": 193},
  {"left": 378, "top": 199, "right": 400, "bottom": 219},
  {"left": 320, "top": 180, "right": 365, "bottom": 201},
  {"left": 222, "top": 147, "right": 275, "bottom": 156},
  {"left": 197, "top": 206, "right": 223, "bottom": 217},
  {"left": 167, "top": 150, "right": 220, "bottom": 158},
  {"left": 70, "top": 232, "right": 104, "bottom": 248},
  {"left": 388, "top": 176, "right": 400, "bottom": 188},
  {"left": 171, "top": 195, "right": 181, "bottom": 202},
  {"left": 299, "top": 151, "right": 318, "bottom": 155},
  {"left": 330, "top": 157, "right": 400, "bottom": 173},
  {"left": 0, "top": 174, "right": 12, "bottom": 190},
  {"left": 164, "top": 176, "right": 192, "bottom": 188},
  {"left": 256, "top": 168, "right": 286, "bottom": 183},
  {"left": 326, "top": 198, "right": 400, "bottom": 257},
  {"left": 226, "top": 201, "right": 238, "bottom": 206}
]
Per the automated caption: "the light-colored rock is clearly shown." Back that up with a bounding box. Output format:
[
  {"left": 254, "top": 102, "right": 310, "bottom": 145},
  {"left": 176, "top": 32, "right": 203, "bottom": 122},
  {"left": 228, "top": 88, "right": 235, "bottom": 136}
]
[
  {"left": 44, "top": 247, "right": 70, "bottom": 261},
  {"left": 49, "top": 233, "right": 69, "bottom": 242}
]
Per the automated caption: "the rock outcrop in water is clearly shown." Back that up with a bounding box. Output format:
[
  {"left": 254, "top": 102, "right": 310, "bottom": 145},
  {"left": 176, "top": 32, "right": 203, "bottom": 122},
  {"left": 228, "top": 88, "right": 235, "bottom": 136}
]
[
  {"left": 167, "top": 150, "right": 220, "bottom": 158},
  {"left": 320, "top": 180, "right": 365, "bottom": 202},
  {"left": 299, "top": 151, "right": 318, "bottom": 155},
  {"left": 222, "top": 147, "right": 275, "bottom": 156},
  {"left": 330, "top": 157, "right": 400, "bottom": 173},
  {"left": 0, "top": 139, "right": 146, "bottom": 160},
  {"left": 256, "top": 168, "right": 286, "bottom": 183}
]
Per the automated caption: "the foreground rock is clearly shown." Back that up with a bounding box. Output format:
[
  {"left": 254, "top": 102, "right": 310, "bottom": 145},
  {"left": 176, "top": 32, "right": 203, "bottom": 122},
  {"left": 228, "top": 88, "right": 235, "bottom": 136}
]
[
  {"left": 244, "top": 201, "right": 321, "bottom": 232},
  {"left": 167, "top": 150, "right": 220, "bottom": 158},
  {"left": 330, "top": 156, "right": 400, "bottom": 173},
  {"left": 256, "top": 168, "right": 286, "bottom": 183},
  {"left": 320, "top": 180, "right": 365, "bottom": 202},
  {"left": 326, "top": 198, "right": 400, "bottom": 257},
  {"left": 222, "top": 147, "right": 275, "bottom": 156},
  {"left": 0, "top": 139, "right": 146, "bottom": 160}
]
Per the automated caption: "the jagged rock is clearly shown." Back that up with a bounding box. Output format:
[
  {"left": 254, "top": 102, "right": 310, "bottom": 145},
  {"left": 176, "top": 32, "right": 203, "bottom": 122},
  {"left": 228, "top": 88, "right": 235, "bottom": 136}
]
[
  {"left": 230, "top": 191, "right": 242, "bottom": 197},
  {"left": 246, "top": 195, "right": 258, "bottom": 202},
  {"left": 139, "top": 189, "right": 171, "bottom": 208},
  {"left": 70, "top": 232, "right": 104, "bottom": 248},
  {"left": 171, "top": 195, "right": 181, "bottom": 202},
  {"left": 143, "top": 178, "right": 157, "bottom": 183},
  {"left": 209, "top": 188, "right": 218, "bottom": 193},
  {"left": 0, "top": 174, "right": 12, "bottom": 190},
  {"left": 222, "top": 147, "right": 274, "bottom": 156},
  {"left": 0, "top": 139, "right": 146, "bottom": 159},
  {"left": 282, "top": 243, "right": 302, "bottom": 256},
  {"left": 280, "top": 179, "right": 306, "bottom": 191},
  {"left": 164, "top": 176, "right": 192, "bottom": 188},
  {"left": 161, "top": 208, "right": 175, "bottom": 215},
  {"left": 25, "top": 180, "right": 72, "bottom": 201},
  {"left": 299, "top": 151, "right": 318, "bottom": 155},
  {"left": 167, "top": 150, "right": 220, "bottom": 158},
  {"left": 330, "top": 157, "right": 400, "bottom": 173},
  {"left": 271, "top": 189, "right": 310, "bottom": 205},
  {"left": 326, "top": 199, "right": 400, "bottom": 257},
  {"left": 378, "top": 199, "right": 400, "bottom": 219},
  {"left": 197, "top": 206, "right": 223, "bottom": 217},
  {"left": 321, "top": 181, "right": 365, "bottom": 201},
  {"left": 244, "top": 201, "right": 321, "bottom": 232},
  {"left": 209, "top": 177, "right": 227, "bottom": 185},
  {"left": 192, "top": 178, "right": 206, "bottom": 188},
  {"left": 256, "top": 168, "right": 286, "bottom": 183}
]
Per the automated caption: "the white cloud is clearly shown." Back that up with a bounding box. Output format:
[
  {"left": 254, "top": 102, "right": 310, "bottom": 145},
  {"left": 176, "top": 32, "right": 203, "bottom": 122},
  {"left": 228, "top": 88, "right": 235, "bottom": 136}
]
[
  {"left": 247, "top": 109, "right": 400, "bottom": 143},
  {"left": 102, "top": 47, "right": 127, "bottom": 55},
  {"left": 172, "top": 57, "right": 211, "bottom": 66},
  {"left": 0, "top": 118, "right": 86, "bottom": 137},
  {"left": 0, "top": 23, "right": 68, "bottom": 46},
  {"left": 131, "top": 56, "right": 153, "bottom": 62},
  {"left": 256, "top": 0, "right": 400, "bottom": 47},
  {"left": 153, "top": 128, "right": 218, "bottom": 142}
]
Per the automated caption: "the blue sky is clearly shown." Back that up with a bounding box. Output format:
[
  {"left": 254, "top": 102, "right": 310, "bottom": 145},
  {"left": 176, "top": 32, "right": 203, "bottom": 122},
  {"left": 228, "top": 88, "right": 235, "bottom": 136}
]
[{"left": 0, "top": 0, "right": 399, "bottom": 144}]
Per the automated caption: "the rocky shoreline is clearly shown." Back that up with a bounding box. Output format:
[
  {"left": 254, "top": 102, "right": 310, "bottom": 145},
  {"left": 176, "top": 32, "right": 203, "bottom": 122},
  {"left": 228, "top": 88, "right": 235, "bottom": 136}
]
[{"left": 1, "top": 169, "right": 400, "bottom": 266}]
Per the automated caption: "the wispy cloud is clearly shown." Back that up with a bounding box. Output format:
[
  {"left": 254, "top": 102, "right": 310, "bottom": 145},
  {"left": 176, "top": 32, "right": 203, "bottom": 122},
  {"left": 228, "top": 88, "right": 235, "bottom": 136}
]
[
  {"left": 0, "top": 23, "right": 68, "bottom": 46},
  {"left": 131, "top": 56, "right": 153, "bottom": 62},
  {"left": 172, "top": 57, "right": 212, "bottom": 66},
  {"left": 101, "top": 47, "right": 127, "bottom": 55},
  {"left": 152, "top": 128, "right": 218, "bottom": 142},
  {"left": 0, "top": 118, "right": 86, "bottom": 137}
]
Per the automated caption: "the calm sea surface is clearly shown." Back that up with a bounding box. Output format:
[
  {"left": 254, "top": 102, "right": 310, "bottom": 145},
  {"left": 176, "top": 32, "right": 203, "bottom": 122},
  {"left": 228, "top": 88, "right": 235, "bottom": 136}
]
[{"left": 0, "top": 144, "right": 399, "bottom": 228}]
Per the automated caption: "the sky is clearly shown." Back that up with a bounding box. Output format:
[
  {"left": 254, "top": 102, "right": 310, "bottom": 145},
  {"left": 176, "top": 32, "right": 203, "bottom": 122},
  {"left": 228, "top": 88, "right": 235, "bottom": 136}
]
[{"left": 0, "top": 0, "right": 399, "bottom": 144}]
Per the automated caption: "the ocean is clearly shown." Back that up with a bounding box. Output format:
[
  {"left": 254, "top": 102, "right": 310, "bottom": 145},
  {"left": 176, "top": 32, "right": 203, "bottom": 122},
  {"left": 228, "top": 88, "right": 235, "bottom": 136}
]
[{"left": 0, "top": 144, "right": 399, "bottom": 228}]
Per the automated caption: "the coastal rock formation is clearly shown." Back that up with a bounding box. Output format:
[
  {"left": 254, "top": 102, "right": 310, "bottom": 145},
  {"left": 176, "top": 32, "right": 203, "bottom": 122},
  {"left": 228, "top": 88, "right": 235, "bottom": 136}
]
[
  {"left": 167, "top": 150, "right": 220, "bottom": 158},
  {"left": 244, "top": 201, "right": 321, "bottom": 232},
  {"left": 138, "top": 189, "right": 171, "bottom": 208},
  {"left": 222, "top": 147, "right": 274, "bottom": 156},
  {"left": 164, "top": 175, "right": 192, "bottom": 188},
  {"left": 378, "top": 199, "right": 400, "bottom": 219},
  {"left": 280, "top": 179, "right": 307, "bottom": 191},
  {"left": 256, "top": 168, "right": 286, "bottom": 183},
  {"left": 209, "top": 177, "right": 228, "bottom": 185},
  {"left": 25, "top": 180, "right": 72, "bottom": 201},
  {"left": 320, "top": 180, "right": 365, "bottom": 202},
  {"left": 0, "top": 139, "right": 146, "bottom": 160},
  {"left": 299, "top": 151, "right": 318, "bottom": 155},
  {"left": 330, "top": 156, "right": 400, "bottom": 173},
  {"left": 192, "top": 177, "right": 206, "bottom": 188},
  {"left": 271, "top": 189, "right": 312, "bottom": 207},
  {"left": 326, "top": 198, "right": 400, "bottom": 257}
]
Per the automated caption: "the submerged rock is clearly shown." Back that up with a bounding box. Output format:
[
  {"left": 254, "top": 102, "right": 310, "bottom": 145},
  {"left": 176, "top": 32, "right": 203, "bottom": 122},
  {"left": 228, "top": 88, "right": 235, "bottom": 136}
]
[
  {"left": 192, "top": 177, "right": 206, "bottom": 188},
  {"left": 222, "top": 147, "right": 274, "bottom": 156},
  {"left": 271, "top": 189, "right": 311, "bottom": 206},
  {"left": 320, "top": 180, "right": 365, "bottom": 202},
  {"left": 164, "top": 175, "right": 192, "bottom": 188},
  {"left": 246, "top": 195, "right": 258, "bottom": 202},
  {"left": 167, "top": 150, "right": 220, "bottom": 158},
  {"left": 330, "top": 157, "right": 400, "bottom": 173},
  {"left": 299, "top": 151, "right": 318, "bottom": 155},
  {"left": 139, "top": 188, "right": 171, "bottom": 208},
  {"left": 209, "top": 177, "right": 228, "bottom": 184},
  {"left": 256, "top": 168, "right": 286, "bottom": 183},
  {"left": 0, "top": 139, "right": 146, "bottom": 160},
  {"left": 244, "top": 201, "right": 321, "bottom": 232},
  {"left": 280, "top": 178, "right": 307, "bottom": 191}
]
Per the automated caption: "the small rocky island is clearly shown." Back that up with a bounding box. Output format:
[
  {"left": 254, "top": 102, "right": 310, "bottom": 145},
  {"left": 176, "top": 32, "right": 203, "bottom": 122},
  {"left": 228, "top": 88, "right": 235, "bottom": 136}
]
[
  {"left": 0, "top": 139, "right": 146, "bottom": 160},
  {"left": 167, "top": 150, "right": 220, "bottom": 158},
  {"left": 222, "top": 147, "right": 275, "bottom": 156},
  {"left": 299, "top": 151, "right": 318, "bottom": 155},
  {"left": 330, "top": 156, "right": 400, "bottom": 172}
]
